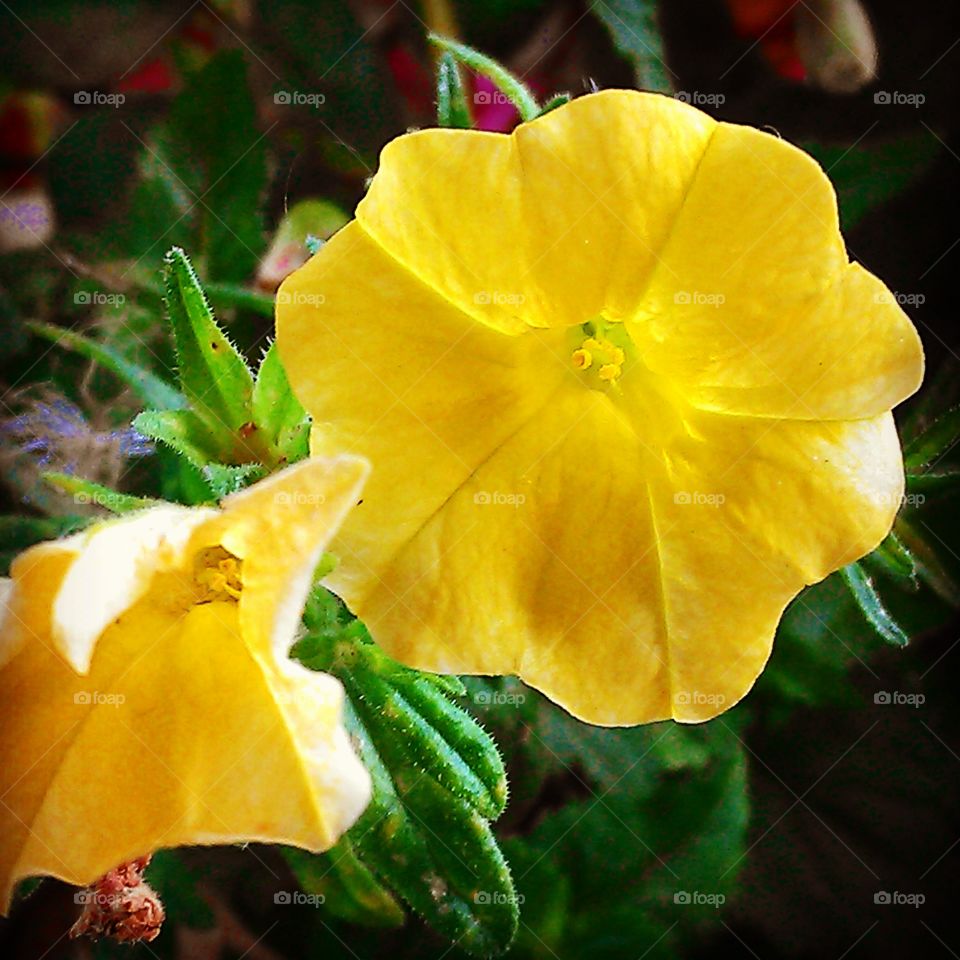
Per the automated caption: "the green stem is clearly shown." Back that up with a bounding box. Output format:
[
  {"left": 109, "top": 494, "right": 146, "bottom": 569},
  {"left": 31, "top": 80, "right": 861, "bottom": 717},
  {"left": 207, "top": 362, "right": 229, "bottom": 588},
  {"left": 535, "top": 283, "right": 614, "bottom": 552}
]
[{"left": 428, "top": 33, "right": 540, "bottom": 122}]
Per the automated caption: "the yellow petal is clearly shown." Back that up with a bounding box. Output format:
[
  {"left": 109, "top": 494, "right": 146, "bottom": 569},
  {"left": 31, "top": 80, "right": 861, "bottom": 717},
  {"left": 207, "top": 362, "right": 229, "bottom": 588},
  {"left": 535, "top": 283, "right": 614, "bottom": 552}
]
[
  {"left": 330, "top": 387, "right": 901, "bottom": 725},
  {"left": 49, "top": 506, "right": 215, "bottom": 673},
  {"left": 636, "top": 261, "right": 923, "bottom": 420},
  {"left": 648, "top": 408, "right": 903, "bottom": 722},
  {"left": 0, "top": 458, "right": 374, "bottom": 911},
  {"left": 357, "top": 127, "right": 528, "bottom": 333},
  {"left": 511, "top": 90, "right": 716, "bottom": 324},
  {"left": 0, "top": 541, "right": 78, "bottom": 669},
  {"left": 357, "top": 90, "right": 716, "bottom": 329},
  {"left": 278, "top": 90, "right": 922, "bottom": 728},
  {"left": 197, "top": 455, "right": 370, "bottom": 665},
  {"left": 277, "top": 221, "right": 568, "bottom": 605},
  {"left": 0, "top": 597, "right": 368, "bottom": 911}
]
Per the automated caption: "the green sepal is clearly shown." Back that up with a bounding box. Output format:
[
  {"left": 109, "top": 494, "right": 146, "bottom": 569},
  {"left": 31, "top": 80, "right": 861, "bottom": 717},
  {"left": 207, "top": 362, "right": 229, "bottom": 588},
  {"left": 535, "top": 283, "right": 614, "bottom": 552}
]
[
  {"left": 538, "top": 92, "right": 572, "bottom": 116},
  {"left": 251, "top": 341, "right": 311, "bottom": 465},
  {"left": 283, "top": 843, "right": 404, "bottom": 928},
  {"left": 344, "top": 666, "right": 506, "bottom": 820},
  {"left": 163, "top": 247, "right": 255, "bottom": 431},
  {"left": 861, "top": 529, "right": 919, "bottom": 588},
  {"left": 41, "top": 473, "right": 159, "bottom": 515},
  {"left": 294, "top": 593, "right": 516, "bottom": 955},
  {"left": 428, "top": 34, "right": 539, "bottom": 122},
  {"left": 28, "top": 320, "right": 184, "bottom": 411},
  {"left": 840, "top": 561, "right": 910, "bottom": 646},
  {"left": 437, "top": 51, "right": 473, "bottom": 128},
  {"left": 133, "top": 408, "right": 231, "bottom": 468},
  {"left": 343, "top": 698, "right": 518, "bottom": 956},
  {"left": 296, "top": 613, "right": 507, "bottom": 819},
  {"left": 201, "top": 462, "right": 265, "bottom": 499}
]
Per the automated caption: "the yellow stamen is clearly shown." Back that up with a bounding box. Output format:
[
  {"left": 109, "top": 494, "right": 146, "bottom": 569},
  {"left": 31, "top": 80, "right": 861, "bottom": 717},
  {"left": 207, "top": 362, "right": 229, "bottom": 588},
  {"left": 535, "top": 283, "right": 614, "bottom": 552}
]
[
  {"left": 598, "top": 363, "right": 621, "bottom": 382},
  {"left": 572, "top": 348, "right": 593, "bottom": 370},
  {"left": 194, "top": 547, "right": 243, "bottom": 602}
]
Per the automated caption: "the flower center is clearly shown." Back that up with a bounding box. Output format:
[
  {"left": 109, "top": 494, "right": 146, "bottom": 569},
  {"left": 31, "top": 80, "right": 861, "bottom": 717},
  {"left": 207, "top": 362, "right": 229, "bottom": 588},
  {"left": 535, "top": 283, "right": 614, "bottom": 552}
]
[
  {"left": 193, "top": 546, "right": 243, "bottom": 603},
  {"left": 568, "top": 319, "right": 634, "bottom": 391}
]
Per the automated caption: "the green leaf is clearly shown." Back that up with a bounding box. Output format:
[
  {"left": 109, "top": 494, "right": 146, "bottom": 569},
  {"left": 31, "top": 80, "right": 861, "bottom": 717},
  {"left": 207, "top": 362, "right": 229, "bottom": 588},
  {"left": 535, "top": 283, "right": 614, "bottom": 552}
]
[
  {"left": 904, "top": 405, "right": 960, "bottom": 475},
  {"left": 252, "top": 341, "right": 311, "bottom": 465},
  {"left": 589, "top": 0, "right": 673, "bottom": 94},
  {"left": 509, "top": 714, "right": 748, "bottom": 959},
  {"left": 28, "top": 321, "right": 184, "bottom": 411},
  {"left": 284, "top": 843, "right": 404, "bottom": 928},
  {"left": 163, "top": 247, "right": 255, "bottom": 432},
  {"left": 134, "top": 408, "right": 230, "bottom": 468},
  {"left": 437, "top": 51, "right": 473, "bottom": 128},
  {"left": 840, "top": 562, "right": 910, "bottom": 646},
  {"left": 41, "top": 473, "right": 158, "bottom": 515},
  {"left": 294, "top": 599, "right": 516, "bottom": 956},
  {"left": 428, "top": 34, "right": 540, "bottom": 122}
]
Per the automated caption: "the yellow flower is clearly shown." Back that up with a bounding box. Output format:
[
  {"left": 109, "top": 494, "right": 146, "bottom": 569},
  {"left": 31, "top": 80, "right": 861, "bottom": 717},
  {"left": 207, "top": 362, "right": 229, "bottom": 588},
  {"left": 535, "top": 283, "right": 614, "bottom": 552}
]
[
  {"left": 0, "top": 456, "right": 370, "bottom": 911},
  {"left": 276, "top": 91, "right": 923, "bottom": 726}
]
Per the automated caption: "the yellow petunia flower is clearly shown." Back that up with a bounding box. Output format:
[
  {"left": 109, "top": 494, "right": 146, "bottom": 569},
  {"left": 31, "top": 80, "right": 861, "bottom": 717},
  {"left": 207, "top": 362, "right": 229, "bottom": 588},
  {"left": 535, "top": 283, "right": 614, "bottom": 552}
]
[
  {"left": 0, "top": 456, "right": 371, "bottom": 911},
  {"left": 276, "top": 90, "right": 923, "bottom": 727}
]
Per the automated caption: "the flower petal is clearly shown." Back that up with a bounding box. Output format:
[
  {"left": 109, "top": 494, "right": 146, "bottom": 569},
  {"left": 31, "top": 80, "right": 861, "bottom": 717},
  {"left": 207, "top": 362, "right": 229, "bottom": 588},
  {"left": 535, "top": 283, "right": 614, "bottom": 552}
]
[
  {"left": 277, "top": 221, "right": 569, "bottom": 605},
  {"left": 322, "top": 382, "right": 902, "bottom": 724},
  {"left": 647, "top": 408, "right": 903, "bottom": 722},
  {"left": 198, "top": 455, "right": 370, "bottom": 666},
  {"left": 0, "top": 542, "right": 78, "bottom": 669},
  {"left": 0, "top": 597, "right": 369, "bottom": 912},
  {"left": 511, "top": 90, "right": 716, "bottom": 324},
  {"left": 356, "top": 127, "right": 528, "bottom": 333},
  {"left": 48, "top": 507, "right": 215, "bottom": 674},
  {"left": 357, "top": 90, "right": 716, "bottom": 330},
  {"left": 636, "top": 261, "right": 923, "bottom": 420}
]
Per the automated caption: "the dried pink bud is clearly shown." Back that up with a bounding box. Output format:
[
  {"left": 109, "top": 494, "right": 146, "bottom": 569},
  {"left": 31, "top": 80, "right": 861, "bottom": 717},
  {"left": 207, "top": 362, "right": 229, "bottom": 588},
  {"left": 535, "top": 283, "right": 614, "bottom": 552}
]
[{"left": 70, "top": 856, "right": 165, "bottom": 944}]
